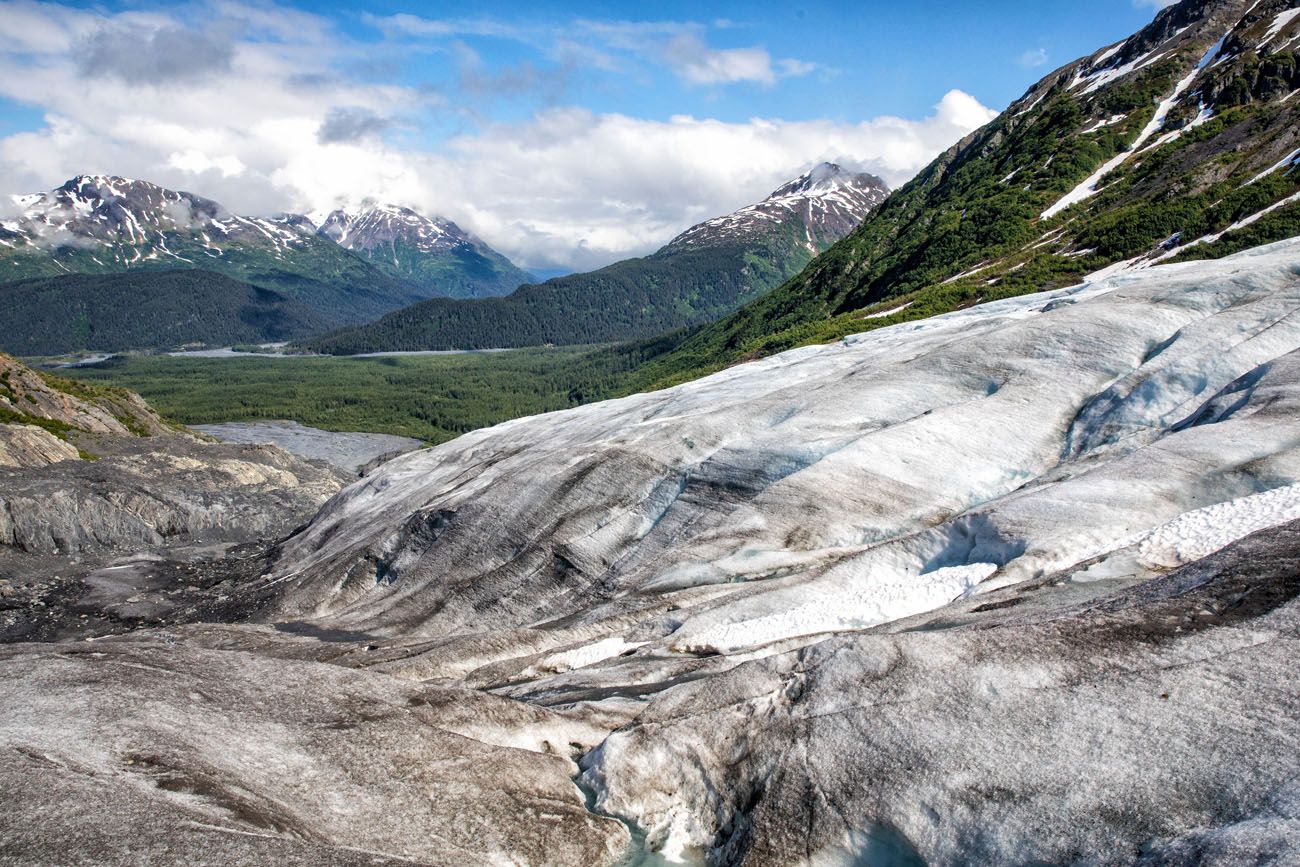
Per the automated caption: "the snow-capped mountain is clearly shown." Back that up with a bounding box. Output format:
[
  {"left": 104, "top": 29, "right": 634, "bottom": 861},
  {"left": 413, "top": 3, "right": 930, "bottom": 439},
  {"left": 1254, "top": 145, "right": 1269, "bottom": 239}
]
[
  {"left": 1, "top": 175, "right": 308, "bottom": 267},
  {"left": 310, "top": 203, "right": 533, "bottom": 299},
  {"left": 0, "top": 176, "right": 534, "bottom": 321},
  {"left": 313, "top": 203, "right": 465, "bottom": 253},
  {"left": 667, "top": 162, "right": 889, "bottom": 252}
]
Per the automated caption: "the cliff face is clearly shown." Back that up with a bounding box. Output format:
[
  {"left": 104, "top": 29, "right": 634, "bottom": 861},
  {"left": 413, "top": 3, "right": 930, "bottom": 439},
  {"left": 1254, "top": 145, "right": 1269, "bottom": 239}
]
[{"left": 0, "top": 425, "right": 79, "bottom": 469}]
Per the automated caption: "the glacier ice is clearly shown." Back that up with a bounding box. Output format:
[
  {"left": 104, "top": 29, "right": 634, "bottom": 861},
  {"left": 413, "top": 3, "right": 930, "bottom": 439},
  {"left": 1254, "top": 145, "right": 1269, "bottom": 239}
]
[{"left": 5, "top": 239, "right": 1300, "bottom": 866}]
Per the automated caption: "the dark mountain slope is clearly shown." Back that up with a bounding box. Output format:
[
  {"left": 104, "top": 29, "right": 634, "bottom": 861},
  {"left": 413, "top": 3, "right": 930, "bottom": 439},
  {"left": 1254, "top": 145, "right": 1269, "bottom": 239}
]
[{"left": 0, "top": 270, "right": 331, "bottom": 355}]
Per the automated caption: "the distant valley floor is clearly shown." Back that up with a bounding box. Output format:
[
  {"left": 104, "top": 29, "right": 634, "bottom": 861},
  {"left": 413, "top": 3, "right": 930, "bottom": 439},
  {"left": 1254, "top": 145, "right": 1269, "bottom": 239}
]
[{"left": 54, "top": 345, "right": 651, "bottom": 444}]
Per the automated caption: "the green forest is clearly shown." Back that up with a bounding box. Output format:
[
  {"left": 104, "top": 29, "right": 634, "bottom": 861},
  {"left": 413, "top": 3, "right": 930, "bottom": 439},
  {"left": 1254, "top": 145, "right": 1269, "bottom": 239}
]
[
  {"left": 0, "top": 270, "right": 331, "bottom": 355},
  {"left": 59, "top": 339, "right": 679, "bottom": 444},
  {"left": 302, "top": 222, "right": 820, "bottom": 354}
]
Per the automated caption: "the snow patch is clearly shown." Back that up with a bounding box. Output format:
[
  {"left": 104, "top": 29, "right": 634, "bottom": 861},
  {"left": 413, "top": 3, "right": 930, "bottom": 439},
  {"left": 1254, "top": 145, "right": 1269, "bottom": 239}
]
[
  {"left": 1260, "top": 8, "right": 1300, "bottom": 48},
  {"left": 865, "top": 302, "right": 914, "bottom": 320},
  {"left": 525, "top": 636, "right": 647, "bottom": 675},
  {"left": 670, "top": 563, "right": 998, "bottom": 655},
  {"left": 1244, "top": 147, "right": 1300, "bottom": 186},
  {"left": 1137, "top": 484, "right": 1300, "bottom": 569},
  {"left": 1044, "top": 66, "right": 1202, "bottom": 220}
]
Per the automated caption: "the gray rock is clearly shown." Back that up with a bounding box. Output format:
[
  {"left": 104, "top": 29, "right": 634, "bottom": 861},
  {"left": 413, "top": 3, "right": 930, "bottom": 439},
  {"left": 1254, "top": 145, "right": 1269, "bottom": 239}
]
[
  {"left": 0, "top": 425, "right": 78, "bottom": 468},
  {"left": 0, "top": 436, "right": 346, "bottom": 557},
  {"left": 0, "top": 636, "right": 626, "bottom": 866},
  {"left": 193, "top": 420, "right": 425, "bottom": 475}
]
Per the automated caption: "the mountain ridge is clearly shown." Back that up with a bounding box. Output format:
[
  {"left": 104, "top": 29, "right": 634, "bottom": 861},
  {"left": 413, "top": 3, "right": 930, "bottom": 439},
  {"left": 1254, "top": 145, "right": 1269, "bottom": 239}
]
[
  {"left": 0, "top": 175, "right": 531, "bottom": 327},
  {"left": 311, "top": 202, "right": 534, "bottom": 298},
  {"left": 301, "top": 163, "right": 888, "bottom": 354}
]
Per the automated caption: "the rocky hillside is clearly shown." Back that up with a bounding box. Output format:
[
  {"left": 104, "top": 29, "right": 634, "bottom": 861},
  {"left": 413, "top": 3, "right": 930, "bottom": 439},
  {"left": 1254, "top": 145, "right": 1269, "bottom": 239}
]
[
  {"left": 2, "top": 240, "right": 1298, "bottom": 863},
  {"left": 0, "top": 351, "right": 169, "bottom": 467},
  {"left": 302, "top": 164, "right": 888, "bottom": 354},
  {"left": 635, "top": 0, "right": 1300, "bottom": 386},
  {"left": 314, "top": 203, "right": 533, "bottom": 298},
  {"left": 0, "top": 175, "right": 530, "bottom": 328},
  {"left": 0, "top": 353, "right": 349, "bottom": 640}
]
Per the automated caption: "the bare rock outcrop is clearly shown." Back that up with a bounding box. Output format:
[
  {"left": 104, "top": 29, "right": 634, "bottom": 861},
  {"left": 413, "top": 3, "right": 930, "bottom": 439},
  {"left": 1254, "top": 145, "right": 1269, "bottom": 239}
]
[{"left": 0, "top": 425, "right": 78, "bottom": 469}]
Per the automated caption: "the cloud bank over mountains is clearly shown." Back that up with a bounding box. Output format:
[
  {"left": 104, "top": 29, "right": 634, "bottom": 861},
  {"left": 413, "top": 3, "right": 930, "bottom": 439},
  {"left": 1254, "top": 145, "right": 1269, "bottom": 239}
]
[{"left": 0, "top": 0, "right": 997, "bottom": 270}]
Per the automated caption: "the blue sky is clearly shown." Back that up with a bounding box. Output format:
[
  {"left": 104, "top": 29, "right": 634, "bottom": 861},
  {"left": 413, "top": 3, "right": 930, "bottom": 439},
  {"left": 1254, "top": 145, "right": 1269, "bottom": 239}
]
[
  {"left": 0, "top": 0, "right": 1173, "bottom": 269},
  {"left": 323, "top": 0, "right": 1168, "bottom": 125}
]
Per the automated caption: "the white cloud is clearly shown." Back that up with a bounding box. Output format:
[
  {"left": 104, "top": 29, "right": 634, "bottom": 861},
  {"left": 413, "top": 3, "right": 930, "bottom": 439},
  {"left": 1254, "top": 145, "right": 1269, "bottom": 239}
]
[
  {"left": 1019, "top": 48, "right": 1049, "bottom": 68},
  {"left": 0, "top": 1, "right": 998, "bottom": 271},
  {"left": 1134, "top": 0, "right": 1179, "bottom": 8},
  {"left": 660, "top": 33, "right": 814, "bottom": 86},
  {"left": 167, "top": 149, "right": 245, "bottom": 177},
  {"left": 572, "top": 20, "right": 814, "bottom": 87},
  {"left": 399, "top": 91, "right": 997, "bottom": 270}
]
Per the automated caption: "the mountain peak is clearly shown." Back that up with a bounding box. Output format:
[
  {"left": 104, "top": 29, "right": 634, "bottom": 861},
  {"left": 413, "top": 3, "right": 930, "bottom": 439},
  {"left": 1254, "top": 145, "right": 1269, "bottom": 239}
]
[
  {"left": 668, "top": 164, "right": 889, "bottom": 252},
  {"left": 312, "top": 202, "right": 464, "bottom": 252},
  {"left": 768, "top": 162, "right": 869, "bottom": 199}
]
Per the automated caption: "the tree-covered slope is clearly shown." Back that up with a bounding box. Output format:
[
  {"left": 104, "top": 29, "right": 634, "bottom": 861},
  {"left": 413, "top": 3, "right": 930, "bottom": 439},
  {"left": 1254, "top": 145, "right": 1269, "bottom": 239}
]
[
  {"left": 631, "top": 0, "right": 1300, "bottom": 387},
  {"left": 0, "top": 270, "right": 332, "bottom": 356},
  {"left": 302, "top": 165, "right": 887, "bottom": 354}
]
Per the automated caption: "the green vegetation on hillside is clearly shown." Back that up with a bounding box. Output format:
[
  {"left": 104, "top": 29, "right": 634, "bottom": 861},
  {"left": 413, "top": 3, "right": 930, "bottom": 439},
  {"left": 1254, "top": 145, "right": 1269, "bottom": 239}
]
[
  {"left": 0, "top": 231, "right": 424, "bottom": 327},
  {"left": 0, "top": 270, "right": 332, "bottom": 355},
  {"left": 303, "top": 221, "right": 825, "bottom": 354},
  {"left": 622, "top": 22, "right": 1300, "bottom": 387},
  {"left": 353, "top": 237, "right": 535, "bottom": 300}
]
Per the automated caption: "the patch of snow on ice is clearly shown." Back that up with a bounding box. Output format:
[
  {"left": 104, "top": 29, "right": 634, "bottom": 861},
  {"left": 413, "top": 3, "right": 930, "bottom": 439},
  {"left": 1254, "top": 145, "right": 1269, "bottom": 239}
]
[
  {"left": 1137, "top": 484, "right": 1300, "bottom": 569},
  {"left": 526, "top": 636, "right": 647, "bottom": 675},
  {"left": 671, "top": 563, "right": 998, "bottom": 654}
]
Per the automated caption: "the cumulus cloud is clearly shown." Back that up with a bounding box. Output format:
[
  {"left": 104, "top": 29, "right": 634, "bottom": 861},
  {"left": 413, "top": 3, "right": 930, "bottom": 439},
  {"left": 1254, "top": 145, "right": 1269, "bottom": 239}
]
[
  {"left": 408, "top": 91, "right": 997, "bottom": 270},
  {"left": 167, "top": 149, "right": 245, "bottom": 177},
  {"left": 662, "top": 34, "right": 795, "bottom": 86},
  {"left": 316, "top": 107, "right": 393, "bottom": 144},
  {"left": 1019, "top": 48, "right": 1049, "bottom": 68},
  {"left": 0, "top": 1, "right": 998, "bottom": 271},
  {"left": 76, "top": 22, "right": 235, "bottom": 83}
]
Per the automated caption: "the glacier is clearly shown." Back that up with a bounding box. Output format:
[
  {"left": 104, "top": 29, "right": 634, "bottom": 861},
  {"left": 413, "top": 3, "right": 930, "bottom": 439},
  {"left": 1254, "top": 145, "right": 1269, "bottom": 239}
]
[{"left": 3, "top": 239, "right": 1300, "bottom": 865}]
